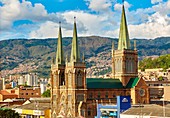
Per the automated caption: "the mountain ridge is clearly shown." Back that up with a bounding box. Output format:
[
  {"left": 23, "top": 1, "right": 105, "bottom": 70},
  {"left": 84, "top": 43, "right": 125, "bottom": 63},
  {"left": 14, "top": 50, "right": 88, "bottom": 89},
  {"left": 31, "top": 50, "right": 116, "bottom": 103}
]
[{"left": 1, "top": 36, "right": 170, "bottom": 78}]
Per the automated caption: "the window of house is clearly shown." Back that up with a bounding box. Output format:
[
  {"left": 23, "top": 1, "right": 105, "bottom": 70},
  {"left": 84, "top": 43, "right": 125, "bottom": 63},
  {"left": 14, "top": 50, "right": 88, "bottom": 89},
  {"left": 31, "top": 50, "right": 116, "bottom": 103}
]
[
  {"left": 88, "top": 108, "right": 91, "bottom": 116},
  {"left": 97, "top": 92, "right": 100, "bottom": 99},
  {"left": 105, "top": 92, "right": 108, "bottom": 98},
  {"left": 89, "top": 93, "right": 93, "bottom": 99},
  {"left": 113, "top": 93, "right": 116, "bottom": 98},
  {"left": 26, "top": 93, "right": 28, "bottom": 95},
  {"left": 77, "top": 94, "right": 84, "bottom": 102},
  {"left": 31, "top": 93, "right": 34, "bottom": 95}
]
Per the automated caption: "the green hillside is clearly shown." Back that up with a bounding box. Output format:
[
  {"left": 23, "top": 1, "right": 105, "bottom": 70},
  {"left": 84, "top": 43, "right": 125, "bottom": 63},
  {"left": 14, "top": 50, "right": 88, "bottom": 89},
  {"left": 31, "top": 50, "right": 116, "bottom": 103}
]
[{"left": 0, "top": 36, "right": 170, "bottom": 78}]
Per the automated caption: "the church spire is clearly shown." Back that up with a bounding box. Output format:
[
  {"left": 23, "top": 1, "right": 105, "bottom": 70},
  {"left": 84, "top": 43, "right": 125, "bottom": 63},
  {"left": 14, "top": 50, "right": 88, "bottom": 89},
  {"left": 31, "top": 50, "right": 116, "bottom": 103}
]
[
  {"left": 70, "top": 17, "right": 80, "bottom": 62},
  {"left": 118, "top": 2, "right": 131, "bottom": 50},
  {"left": 56, "top": 22, "right": 64, "bottom": 64}
]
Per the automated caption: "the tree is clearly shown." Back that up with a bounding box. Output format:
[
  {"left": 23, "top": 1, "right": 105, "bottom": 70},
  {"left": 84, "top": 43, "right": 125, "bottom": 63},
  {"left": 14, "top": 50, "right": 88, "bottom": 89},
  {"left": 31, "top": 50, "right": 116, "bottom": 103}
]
[
  {"left": 42, "top": 89, "right": 51, "bottom": 97},
  {"left": 0, "top": 109, "right": 20, "bottom": 118}
]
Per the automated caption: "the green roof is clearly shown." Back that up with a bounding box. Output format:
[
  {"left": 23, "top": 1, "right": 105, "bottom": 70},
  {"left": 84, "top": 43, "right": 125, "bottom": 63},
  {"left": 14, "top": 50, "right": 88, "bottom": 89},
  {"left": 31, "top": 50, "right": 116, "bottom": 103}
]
[
  {"left": 86, "top": 78, "right": 124, "bottom": 89},
  {"left": 126, "top": 77, "right": 139, "bottom": 88}
]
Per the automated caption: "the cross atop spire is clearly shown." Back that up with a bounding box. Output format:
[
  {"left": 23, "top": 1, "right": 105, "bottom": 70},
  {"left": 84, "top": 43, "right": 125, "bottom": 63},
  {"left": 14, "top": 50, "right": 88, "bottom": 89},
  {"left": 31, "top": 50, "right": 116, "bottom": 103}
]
[
  {"left": 70, "top": 17, "right": 80, "bottom": 62},
  {"left": 74, "top": 16, "right": 76, "bottom": 22},
  {"left": 118, "top": 2, "right": 131, "bottom": 50},
  {"left": 56, "top": 21, "right": 64, "bottom": 64},
  {"left": 122, "top": 0, "right": 124, "bottom": 4}
]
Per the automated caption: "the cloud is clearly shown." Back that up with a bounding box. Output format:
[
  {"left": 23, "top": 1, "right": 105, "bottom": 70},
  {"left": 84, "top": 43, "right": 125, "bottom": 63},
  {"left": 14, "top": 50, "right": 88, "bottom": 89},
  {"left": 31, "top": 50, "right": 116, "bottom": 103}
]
[
  {"left": 85, "top": 0, "right": 118, "bottom": 13},
  {"left": 112, "top": 11, "right": 170, "bottom": 39},
  {"left": 29, "top": 11, "right": 107, "bottom": 38},
  {"left": 114, "top": 1, "right": 131, "bottom": 11},
  {"left": 151, "top": 0, "right": 163, "bottom": 4},
  {"left": 0, "top": 0, "right": 66, "bottom": 31},
  {"left": 29, "top": 21, "right": 59, "bottom": 38},
  {"left": 0, "top": 0, "right": 170, "bottom": 39}
]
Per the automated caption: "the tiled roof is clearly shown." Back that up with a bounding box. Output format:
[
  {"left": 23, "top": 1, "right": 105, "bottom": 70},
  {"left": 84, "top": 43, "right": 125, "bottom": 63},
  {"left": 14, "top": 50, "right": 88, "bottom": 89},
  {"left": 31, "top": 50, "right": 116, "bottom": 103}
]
[
  {"left": 122, "top": 104, "right": 170, "bottom": 117},
  {"left": 16, "top": 102, "right": 51, "bottom": 110},
  {"left": 0, "top": 90, "right": 17, "bottom": 96},
  {"left": 86, "top": 78, "right": 124, "bottom": 89}
]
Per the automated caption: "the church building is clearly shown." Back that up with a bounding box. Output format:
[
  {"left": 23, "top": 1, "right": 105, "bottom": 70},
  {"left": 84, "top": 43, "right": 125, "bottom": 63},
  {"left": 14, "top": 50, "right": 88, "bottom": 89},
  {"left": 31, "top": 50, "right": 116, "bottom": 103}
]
[{"left": 50, "top": 3, "right": 150, "bottom": 118}]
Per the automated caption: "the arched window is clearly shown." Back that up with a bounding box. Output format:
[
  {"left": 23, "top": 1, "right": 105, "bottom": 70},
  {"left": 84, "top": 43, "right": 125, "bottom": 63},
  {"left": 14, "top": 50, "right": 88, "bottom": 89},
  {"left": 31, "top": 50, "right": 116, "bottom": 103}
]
[
  {"left": 53, "top": 73, "right": 57, "bottom": 87},
  {"left": 60, "top": 72, "right": 65, "bottom": 86},
  {"left": 88, "top": 108, "right": 91, "bottom": 116},
  {"left": 68, "top": 71, "right": 72, "bottom": 88},
  {"left": 77, "top": 71, "right": 83, "bottom": 87}
]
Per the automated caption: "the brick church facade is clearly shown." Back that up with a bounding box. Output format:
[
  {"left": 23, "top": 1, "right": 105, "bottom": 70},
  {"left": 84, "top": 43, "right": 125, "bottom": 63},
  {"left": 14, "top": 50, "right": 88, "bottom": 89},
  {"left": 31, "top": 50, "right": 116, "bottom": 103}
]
[{"left": 51, "top": 4, "right": 150, "bottom": 118}]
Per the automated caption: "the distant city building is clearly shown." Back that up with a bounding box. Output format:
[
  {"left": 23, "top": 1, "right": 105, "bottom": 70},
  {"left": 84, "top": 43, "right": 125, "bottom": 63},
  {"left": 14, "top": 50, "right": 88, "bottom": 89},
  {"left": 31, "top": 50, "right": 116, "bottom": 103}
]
[
  {"left": 40, "top": 82, "right": 46, "bottom": 94},
  {"left": 18, "top": 73, "right": 38, "bottom": 86},
  {"left": 25, "top": 73, "right": 38, "bottom": 86},
  {"left": 11, "top": 81, "right": 17, "bottom": 88},
  {"left": 18, "top": 76, "right": 25, "bottom": 85},
  {"left": 139, "top": 68, "right": 170, "bottom": 81},
  {"left": 0, "top": 79, "right": 3, "bottom": 90},
  {"left": 18, "top": 87, "right": 41, "bottom": 100},
  {"left": 3, "top": 78, "right": 5, "bottom": 90}
]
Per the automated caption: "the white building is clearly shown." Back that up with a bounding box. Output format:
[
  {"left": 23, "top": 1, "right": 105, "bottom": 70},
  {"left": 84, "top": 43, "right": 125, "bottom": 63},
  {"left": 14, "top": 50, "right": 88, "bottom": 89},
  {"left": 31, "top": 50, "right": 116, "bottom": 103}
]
[
  {"left": 40, "top": 82, "right": 46, "bottom": 94},
  {"left": 18, "top": 76, "right": 25, "bottom": 85},
  {"left": 25, "top": 73, "right": 38, "bottom": 87}
]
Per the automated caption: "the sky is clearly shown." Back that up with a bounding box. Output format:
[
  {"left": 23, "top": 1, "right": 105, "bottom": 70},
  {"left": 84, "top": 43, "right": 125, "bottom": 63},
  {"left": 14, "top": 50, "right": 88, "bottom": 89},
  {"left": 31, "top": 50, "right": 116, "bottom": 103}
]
[{"left": 0, "top": 0, "right": 170, "bottom": 40}]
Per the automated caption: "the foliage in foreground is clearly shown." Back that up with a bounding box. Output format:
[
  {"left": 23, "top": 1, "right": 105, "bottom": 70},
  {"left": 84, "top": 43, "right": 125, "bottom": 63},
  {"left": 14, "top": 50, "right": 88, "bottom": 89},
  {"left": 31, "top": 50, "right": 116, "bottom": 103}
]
[
  {"left": 0, "top": 109, "right": 20, "bottom": 118},
  {"left": 139, "top": 54, "right": 170, "bottom": 71},
  {"left": 42, "top": 89, "right": 51, "bottom": 97}
]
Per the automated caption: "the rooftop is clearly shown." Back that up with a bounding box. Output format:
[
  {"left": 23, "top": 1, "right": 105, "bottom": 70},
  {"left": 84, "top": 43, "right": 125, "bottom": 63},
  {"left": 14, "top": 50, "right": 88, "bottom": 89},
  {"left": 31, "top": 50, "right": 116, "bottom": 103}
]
[
  {"left": 122, "top": 104, "right": 170, "bottom": 117},
  {"left": 86, "top": 77, "right": 139, "bottom": 89},
  {"left": 0, "top": 90, "right": 17, "bottom": 96},
  {"left": 86, "top": 78, "right": 124, "bottom": 89},
  {"left": 15, "top": 102, "right": 51, "bottom": 110}
]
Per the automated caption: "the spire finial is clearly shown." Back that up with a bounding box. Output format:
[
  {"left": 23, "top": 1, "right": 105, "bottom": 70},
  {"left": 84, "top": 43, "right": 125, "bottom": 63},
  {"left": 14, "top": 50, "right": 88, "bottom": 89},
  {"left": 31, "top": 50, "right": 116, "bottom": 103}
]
[
  {"left": 82, "top": 52, "right": 85, "bottom": 62},
  {"left": 112, "top": 41, "right": 115, "bottom": 57},
  {"left": 134, "top": 40, "right": 137, "bottom": 50},
  {"left": 112, "top": 41, "right": 115, "bottom": 50},
  {"left": 59, "top": 21, "right": 61, "bottom": 27},
  {"left": 51, "top": 57, "right": 55, "bottom": 64},
  {"left": 74, "top": 16, "right": 76, "bottom": 23},
  {"left": 66, "top": 54, "right": 68, "bottom": 62}
]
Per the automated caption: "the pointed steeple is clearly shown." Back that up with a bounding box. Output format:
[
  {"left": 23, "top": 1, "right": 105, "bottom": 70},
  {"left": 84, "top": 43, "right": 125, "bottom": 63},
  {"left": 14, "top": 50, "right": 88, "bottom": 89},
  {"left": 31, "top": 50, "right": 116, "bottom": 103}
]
[
  {"left": 56, "top": 22, "right": 64, "bottom": 64},
  {"left": 118, "top": 3, "right": 131, "bottom": 50},
  {"left": 70, "top": 17, "right": 80, "bottom": 62},
  {"left": 112, "top": 41, "right": 115, "bottom": 57}
]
